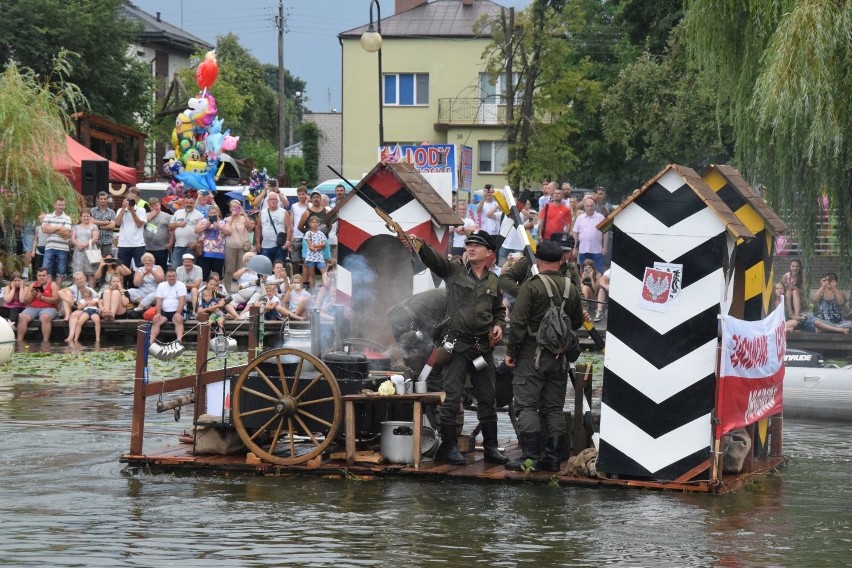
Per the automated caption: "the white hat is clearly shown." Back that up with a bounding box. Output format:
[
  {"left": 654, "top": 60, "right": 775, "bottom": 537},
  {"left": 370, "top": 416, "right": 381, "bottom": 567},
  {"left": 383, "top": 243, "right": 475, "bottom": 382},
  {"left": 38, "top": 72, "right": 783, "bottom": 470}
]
[{"left": 182, "top": 253, "right": 195, "bottom": 261}]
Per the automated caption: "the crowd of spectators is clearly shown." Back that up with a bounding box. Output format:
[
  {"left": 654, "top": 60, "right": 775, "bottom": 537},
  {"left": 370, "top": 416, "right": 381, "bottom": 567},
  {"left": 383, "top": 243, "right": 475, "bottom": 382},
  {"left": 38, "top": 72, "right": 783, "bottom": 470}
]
[{"left": 4, "top": 178, "right": 343, "bottom": 345}]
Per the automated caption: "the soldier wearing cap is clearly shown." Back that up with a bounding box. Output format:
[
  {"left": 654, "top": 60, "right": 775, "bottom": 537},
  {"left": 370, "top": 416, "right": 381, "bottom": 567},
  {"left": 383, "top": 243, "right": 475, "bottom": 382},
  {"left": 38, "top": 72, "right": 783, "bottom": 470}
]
[
  {"left": 398, "top": 229, "right": 509, "bottom": 466},
  {"left": 504, "top": 240, "right": 583, "bottom": 472},
  {"left": 499, "top": 232, "right": 580, "bottom": 299}
]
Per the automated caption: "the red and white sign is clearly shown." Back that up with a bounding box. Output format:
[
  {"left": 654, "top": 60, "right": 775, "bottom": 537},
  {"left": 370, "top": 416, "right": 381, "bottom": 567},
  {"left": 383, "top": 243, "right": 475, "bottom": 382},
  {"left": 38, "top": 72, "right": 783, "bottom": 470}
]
[
  {"left": 638, "top": 267, "right": 673, "bottom": 313},
  {"left": 716, "top": 302, "right": 786, "bottom": 438}
]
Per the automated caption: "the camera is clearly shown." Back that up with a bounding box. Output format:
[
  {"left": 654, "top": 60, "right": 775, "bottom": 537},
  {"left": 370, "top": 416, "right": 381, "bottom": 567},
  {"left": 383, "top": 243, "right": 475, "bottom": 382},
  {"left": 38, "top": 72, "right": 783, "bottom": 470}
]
[
  {"left": 32, "top": 284, "right": 44, "bottom": 293},
  {"left": 583, "top": 278, "right": 592, "bottom": 286},
  {"left": 209, "top": 215, "right": 218, "bottom": 223},
  {"left": 105, "top": 258, "right": 115, "bottom": 264},
  {"left": 127, "top": 199, "right": 136, "bottom": 208}
]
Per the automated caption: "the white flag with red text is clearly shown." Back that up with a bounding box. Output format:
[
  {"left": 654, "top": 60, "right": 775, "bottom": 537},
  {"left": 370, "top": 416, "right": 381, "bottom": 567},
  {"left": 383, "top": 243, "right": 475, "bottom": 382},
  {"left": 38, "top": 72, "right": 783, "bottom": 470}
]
[{"left": 716, "top": 301, "right": 786, "bottom": 438}]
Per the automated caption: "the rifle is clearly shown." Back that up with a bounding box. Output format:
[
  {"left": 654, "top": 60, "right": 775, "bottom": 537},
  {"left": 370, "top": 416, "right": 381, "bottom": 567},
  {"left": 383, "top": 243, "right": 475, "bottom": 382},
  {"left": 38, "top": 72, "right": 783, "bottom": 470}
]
[
  {"left": 496, "top": 185, "right": 606, "bottom": 352},
  {"left": 327, "top": 164, "right": 420, "bottom": 253}
]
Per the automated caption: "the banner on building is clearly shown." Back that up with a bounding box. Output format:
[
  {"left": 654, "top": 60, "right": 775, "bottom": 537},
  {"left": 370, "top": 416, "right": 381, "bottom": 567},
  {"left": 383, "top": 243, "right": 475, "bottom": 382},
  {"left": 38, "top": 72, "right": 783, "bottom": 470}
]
[{"left": 716, "top": 301, "right": 785, "bottom": 438}]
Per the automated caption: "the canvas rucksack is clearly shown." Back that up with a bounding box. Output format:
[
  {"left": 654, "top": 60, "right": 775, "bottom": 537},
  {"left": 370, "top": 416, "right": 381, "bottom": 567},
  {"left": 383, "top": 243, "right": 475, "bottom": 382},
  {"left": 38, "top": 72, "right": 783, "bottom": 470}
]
[{"left": 530, "top": 274, "right": 580, "bottom": 367}]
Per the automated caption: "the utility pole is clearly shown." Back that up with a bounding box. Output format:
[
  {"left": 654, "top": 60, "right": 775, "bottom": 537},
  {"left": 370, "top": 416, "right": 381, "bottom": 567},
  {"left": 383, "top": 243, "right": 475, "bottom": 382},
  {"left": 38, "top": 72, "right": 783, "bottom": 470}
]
[{"left": 276, "top": 0, "right": 286, "bottom": 180}]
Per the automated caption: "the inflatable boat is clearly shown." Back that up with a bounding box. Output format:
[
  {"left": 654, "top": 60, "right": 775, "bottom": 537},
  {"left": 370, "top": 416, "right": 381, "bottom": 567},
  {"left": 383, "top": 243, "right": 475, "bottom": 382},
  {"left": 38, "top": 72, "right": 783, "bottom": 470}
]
[{"left": 783, "top": 349, "right": 852, "bottom": 422}]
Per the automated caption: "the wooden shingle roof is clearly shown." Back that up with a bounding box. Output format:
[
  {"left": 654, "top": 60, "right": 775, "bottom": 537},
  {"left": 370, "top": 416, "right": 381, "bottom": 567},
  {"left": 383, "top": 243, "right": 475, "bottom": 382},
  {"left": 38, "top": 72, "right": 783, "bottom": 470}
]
[
  {"left": 704, "top": 164, "right": 788, "bottom": 234},
  {"left": 598, "top": 164, "right": 755, "bottom": 240},
  {"left": 327, "top": 161, "right": 461, "bottom": 226}
]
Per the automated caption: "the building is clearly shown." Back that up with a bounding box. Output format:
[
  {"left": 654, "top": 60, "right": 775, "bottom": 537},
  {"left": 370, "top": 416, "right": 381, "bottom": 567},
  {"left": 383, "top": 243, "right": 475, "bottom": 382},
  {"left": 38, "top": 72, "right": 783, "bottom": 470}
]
[
  {"left": 304, "top": 112, "right": 343, "bottom": 184},
  {"left": 339, "top": 0, "right": 511, "bottom": 193},
  {"left": 120, "top": 2, "right": 213, "bottom": 175}
]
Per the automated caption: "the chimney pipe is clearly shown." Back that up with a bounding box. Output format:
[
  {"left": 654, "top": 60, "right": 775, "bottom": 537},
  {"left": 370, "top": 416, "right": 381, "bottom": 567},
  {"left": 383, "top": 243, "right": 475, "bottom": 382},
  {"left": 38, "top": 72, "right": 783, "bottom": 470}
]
[
  {"left": 156, "top": 11, "right": 161, "bottom": 22},
  {"left": 461, "top": 0, "right": 475, "bottom": 6}
]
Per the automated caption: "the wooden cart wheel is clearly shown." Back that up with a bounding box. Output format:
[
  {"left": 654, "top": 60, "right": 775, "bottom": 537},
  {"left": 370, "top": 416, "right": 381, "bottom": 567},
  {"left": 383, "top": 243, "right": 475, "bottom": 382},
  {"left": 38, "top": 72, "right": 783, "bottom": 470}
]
[{"left": 231, "top": 348, "right": 342, "bottom": 465}]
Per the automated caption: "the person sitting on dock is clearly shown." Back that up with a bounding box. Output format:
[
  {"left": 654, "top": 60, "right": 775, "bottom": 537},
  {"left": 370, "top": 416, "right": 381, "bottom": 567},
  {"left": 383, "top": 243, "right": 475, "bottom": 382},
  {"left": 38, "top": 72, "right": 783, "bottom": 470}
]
[
  {"left": 175, "top": 254, "right": 203, "bottom": 318},
  {"left": 781, "top": 259, "right": 805, "bottom": 318},
  {"left": 17, "top": 267, "right": 60, "bottom": 343},
  {"left": 799, "top": 272, "right": 851, "bottom": 335},
  {"left": 197, "top": 287, "right": 225, "bottom": 335},
  {"left": 281, "top": 274, "right": 310, "bottom": 319},
  {"left": 150, "top": 268, "right": 187, "bottom": 345},
  {"left": 126, "top": 253, "right": 164, "bottom": 318},
  {"left": 504, "top": 241, "right": 584, "bottom": 472},
  {"left": 203, "top": 272, "right": 240, "bottom": 320},
  {"left": 67, "top": 285, "right": 101, "bottom": 344}
]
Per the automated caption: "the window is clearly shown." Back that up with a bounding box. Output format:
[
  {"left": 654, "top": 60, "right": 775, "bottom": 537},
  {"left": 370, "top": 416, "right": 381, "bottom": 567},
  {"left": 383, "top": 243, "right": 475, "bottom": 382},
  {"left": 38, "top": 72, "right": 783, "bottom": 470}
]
[
  {"left": 384, "top": 73, "right": 429, "bottom": 106},
  {"left": 478, "top": 141, "right": 508, "bottom": 173},
  {"left": 479, "top": 72, "right": 522, "bottom": 104}
]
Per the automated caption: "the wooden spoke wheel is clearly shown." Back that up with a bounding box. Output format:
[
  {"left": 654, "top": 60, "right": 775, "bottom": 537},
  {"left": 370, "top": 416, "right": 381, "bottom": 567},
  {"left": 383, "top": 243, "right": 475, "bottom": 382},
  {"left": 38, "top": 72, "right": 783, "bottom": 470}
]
[{"left": 231, "top": 348, "right": 342, "bottom": 465}]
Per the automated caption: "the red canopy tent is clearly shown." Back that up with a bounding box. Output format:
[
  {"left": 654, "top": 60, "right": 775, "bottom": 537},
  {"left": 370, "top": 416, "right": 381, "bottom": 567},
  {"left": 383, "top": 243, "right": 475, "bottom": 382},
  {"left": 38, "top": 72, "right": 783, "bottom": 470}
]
[{"left": 52, "top": 135, "right": 137, "bottom": 191}]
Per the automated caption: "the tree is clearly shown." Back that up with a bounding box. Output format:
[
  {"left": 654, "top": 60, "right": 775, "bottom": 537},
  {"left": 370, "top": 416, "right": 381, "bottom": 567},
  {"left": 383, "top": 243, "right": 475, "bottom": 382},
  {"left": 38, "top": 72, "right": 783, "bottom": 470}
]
[
  {"left": 0, "top": 0, "right": 153, "bottom": 128},
  {"left": 480, "top": 0, "right": 592, "bottom": 190},
  {"left": 0, "top": 56, "right": 83, "bottom": 266},
  {"left": 298, "top": 122, "right": 320, "bottom": 186},
  {"left": 602, "top": 23, "right": 734, "bottom": 185},
  {"left": 683, "top": 0, "right": 852, "bottom": 273}
]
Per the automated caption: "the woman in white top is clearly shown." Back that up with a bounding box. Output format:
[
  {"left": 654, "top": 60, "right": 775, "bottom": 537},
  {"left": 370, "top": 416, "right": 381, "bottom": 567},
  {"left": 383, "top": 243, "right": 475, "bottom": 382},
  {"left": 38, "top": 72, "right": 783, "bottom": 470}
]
[
  {"left": 233, "top": 252, "right": 263, "bottom": 317},
  {"left": 128, "top": 252, "right": 164, "bottom": 310}
]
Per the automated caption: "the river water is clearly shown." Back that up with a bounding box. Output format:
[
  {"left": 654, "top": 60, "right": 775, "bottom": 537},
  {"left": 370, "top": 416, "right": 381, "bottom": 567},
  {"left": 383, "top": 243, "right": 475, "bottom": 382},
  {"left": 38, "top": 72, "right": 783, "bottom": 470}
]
[{"left": 0, "top": 347, "right": 850, "bottom": 567}]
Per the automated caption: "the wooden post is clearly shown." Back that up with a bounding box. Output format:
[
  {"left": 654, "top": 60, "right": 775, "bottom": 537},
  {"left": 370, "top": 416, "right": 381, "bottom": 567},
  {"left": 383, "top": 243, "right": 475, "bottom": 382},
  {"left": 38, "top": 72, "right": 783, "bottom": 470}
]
[
  {"left": 769, "top": 413, "right": 783, "bottom": 457},
  {"left": 129, "top": 323, "right": 149, "bottom": 455},
  {"left": 572, "top": 363, "right": 588, "bottom": 455}
]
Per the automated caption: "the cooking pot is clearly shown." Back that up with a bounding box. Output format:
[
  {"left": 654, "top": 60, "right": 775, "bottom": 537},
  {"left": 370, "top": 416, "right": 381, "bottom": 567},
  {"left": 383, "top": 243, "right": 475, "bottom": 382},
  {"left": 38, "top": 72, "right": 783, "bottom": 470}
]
[{"left": 380, "top": 421, "right": 437, "bottom": 464}]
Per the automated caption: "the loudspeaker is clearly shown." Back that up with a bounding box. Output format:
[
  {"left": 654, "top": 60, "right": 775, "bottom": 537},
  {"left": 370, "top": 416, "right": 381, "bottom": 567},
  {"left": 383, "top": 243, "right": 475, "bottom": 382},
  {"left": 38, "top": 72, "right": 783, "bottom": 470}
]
[{"left": 81, "top": 160, "right": 108, "bottom": 196}]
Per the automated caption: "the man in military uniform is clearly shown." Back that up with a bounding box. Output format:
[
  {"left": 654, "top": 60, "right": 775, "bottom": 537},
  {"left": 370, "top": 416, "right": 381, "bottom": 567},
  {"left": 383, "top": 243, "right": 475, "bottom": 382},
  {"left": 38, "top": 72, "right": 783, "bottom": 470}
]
[
  {"left": 504, "top": 240, "right": 584, "bottom": 472},
  {"left": 398, "top": 229, "right": 508, "bottom": 466},
  {"left": 499, "top": 232, "right": 580, "bottom": 300}
]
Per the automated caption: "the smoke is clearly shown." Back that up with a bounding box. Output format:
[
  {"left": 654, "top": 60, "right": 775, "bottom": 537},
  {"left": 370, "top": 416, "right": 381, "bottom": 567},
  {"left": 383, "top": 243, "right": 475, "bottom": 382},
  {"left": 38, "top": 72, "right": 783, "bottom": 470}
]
[{"left": 342, "top": 237, "right": 415, "bottom": 352}]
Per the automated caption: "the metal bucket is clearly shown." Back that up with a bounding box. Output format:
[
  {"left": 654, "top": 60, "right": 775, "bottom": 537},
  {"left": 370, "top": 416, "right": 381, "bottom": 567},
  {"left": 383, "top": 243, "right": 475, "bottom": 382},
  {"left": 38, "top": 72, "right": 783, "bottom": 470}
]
[{"left": 379, "top": 421, "right": 436, "bottom": 464}]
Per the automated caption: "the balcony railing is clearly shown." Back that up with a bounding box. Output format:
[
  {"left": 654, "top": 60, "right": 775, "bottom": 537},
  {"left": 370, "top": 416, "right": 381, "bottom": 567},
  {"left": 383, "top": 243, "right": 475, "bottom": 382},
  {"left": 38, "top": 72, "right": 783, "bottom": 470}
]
[{"left": 436, "top": 98, "right": 510, "bottom": 126}]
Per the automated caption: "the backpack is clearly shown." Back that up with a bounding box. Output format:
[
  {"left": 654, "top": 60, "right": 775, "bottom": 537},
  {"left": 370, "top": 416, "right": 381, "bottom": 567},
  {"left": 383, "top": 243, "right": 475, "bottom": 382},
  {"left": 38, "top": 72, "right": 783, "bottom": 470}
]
[{"left": 530, "top": 274, "right": 580, "bottom": 367}]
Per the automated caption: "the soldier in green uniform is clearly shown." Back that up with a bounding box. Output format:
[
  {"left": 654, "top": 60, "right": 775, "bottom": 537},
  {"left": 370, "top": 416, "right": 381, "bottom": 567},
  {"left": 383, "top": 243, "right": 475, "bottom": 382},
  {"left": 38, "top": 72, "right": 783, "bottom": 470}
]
[
  {"left": 398, "top": 229, "right": 509, "bottom": 466},
  {"left": 499, "top": 232, "right": 580, "bottom": 299},
  {"left": 504, "top": 240, "right": 584, "bottom": 472}
]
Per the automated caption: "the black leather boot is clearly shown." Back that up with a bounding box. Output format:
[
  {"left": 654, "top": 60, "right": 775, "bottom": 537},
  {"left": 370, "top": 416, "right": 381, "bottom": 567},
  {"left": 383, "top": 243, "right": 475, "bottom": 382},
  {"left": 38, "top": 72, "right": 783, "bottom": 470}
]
[
  {"left": 438, "top": 424, "right": 466, "bottom": 465},
  {"left": 481, "top": 421, "right": 509, "bottom": 464},
  {"left": 505, "top": 431, "right": 541, "bottom": 471},
  {"left": 537, "top": 435, "right": 566, "bottom": 472}
]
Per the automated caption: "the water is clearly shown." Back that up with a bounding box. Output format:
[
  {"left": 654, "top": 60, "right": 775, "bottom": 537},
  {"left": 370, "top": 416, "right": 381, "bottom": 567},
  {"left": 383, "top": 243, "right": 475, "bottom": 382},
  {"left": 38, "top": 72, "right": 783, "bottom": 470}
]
[{"left": 1, "top": 349, "right": 850, "bottom": 567}]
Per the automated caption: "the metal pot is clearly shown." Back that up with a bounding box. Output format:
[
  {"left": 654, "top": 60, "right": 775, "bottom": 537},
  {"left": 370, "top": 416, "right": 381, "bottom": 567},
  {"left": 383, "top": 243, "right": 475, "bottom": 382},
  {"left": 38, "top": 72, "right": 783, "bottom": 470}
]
[{"left": 379, "top": 421, "right": 436, "bottom": 465}]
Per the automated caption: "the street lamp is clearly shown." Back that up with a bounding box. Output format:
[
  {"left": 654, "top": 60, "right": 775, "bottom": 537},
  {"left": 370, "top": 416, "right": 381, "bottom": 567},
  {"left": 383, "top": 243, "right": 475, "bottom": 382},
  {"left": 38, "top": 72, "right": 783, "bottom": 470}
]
[{"left": 360, "top": 0, "right": 384, "bottom": 147}]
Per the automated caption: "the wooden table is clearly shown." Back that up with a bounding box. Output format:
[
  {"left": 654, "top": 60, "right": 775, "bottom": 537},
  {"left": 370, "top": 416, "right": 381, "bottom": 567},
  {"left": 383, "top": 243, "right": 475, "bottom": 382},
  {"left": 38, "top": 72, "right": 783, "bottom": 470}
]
[{"left": 342, "top": 391, "right": 446, "bottom": 469}]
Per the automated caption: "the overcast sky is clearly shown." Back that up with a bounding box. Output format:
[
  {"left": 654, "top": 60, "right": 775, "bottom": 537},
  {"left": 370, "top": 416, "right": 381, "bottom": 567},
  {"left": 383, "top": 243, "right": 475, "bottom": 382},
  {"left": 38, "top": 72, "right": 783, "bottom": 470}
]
[{"left": 139, "top": 0, "right": 530, "bottom": 112}]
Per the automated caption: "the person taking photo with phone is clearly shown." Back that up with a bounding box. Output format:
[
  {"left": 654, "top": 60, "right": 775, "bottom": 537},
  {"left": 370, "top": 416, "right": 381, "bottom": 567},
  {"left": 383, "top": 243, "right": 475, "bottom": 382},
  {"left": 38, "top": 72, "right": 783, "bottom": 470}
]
[{"left": 114, "top": 188, "right": 146, "bottom": 288}]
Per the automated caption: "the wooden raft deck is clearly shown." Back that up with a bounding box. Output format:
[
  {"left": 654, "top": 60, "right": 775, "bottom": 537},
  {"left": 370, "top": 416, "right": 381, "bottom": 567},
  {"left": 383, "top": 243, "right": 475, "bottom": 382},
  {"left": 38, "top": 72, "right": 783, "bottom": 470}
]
[{"left": 120, "top": 439, "right": 785, "bottom": 494}]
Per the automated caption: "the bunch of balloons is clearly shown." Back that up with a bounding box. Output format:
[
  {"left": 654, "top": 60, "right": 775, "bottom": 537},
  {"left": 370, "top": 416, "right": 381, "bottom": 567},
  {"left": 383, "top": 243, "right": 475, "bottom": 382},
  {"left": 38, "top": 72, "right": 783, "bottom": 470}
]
[{"left": 166, "top": 51, "right": 240, "bottom": 191}]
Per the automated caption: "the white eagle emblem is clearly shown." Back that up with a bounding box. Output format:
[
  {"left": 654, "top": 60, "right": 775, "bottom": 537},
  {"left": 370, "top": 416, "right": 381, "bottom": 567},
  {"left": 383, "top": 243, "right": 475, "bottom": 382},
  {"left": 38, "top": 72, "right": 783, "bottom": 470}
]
[{"left": 644, "top": 273, "right": 671, "bottom": 301}]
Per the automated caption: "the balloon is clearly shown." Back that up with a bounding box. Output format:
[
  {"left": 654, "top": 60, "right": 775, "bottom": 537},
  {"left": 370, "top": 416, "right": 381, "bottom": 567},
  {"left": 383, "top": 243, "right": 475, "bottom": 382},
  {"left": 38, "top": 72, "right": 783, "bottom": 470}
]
[
  {"left": 221, "top": 133, "right": 240, "bottom": 152},
  {"left": 195, "top": 50, "right": 218, "bottom": 90}
]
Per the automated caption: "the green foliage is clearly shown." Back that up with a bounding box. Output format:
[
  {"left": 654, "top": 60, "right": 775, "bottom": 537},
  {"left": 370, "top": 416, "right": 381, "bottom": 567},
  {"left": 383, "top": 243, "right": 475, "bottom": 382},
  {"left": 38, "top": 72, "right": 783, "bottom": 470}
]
[
  {"left": 683, "top": 0, "right": 852, "bottom": 274},
  {"left": 298, "top": 122, "right": 320, "bottom": 186},
  {"left": 602, "top": 23, "right": 733, "bottom": 185},
  {"left": 284, "top": 157, "right": 307, "bottom": 187},
  {"left": 0, "top": 0, "right": 154, "bottom": 128},
  {"left": 0, "top": 56, "right": 83, "bottom": 227},
  {"left": 238, "top": 138, "right": 281, "bottom": 179}
]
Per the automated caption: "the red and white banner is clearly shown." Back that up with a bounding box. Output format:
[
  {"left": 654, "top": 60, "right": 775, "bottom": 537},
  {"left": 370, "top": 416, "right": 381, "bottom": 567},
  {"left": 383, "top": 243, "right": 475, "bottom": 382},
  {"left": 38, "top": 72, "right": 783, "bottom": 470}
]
[{"left": 716, "top": 302, "right": 786, "bottom": 438}]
